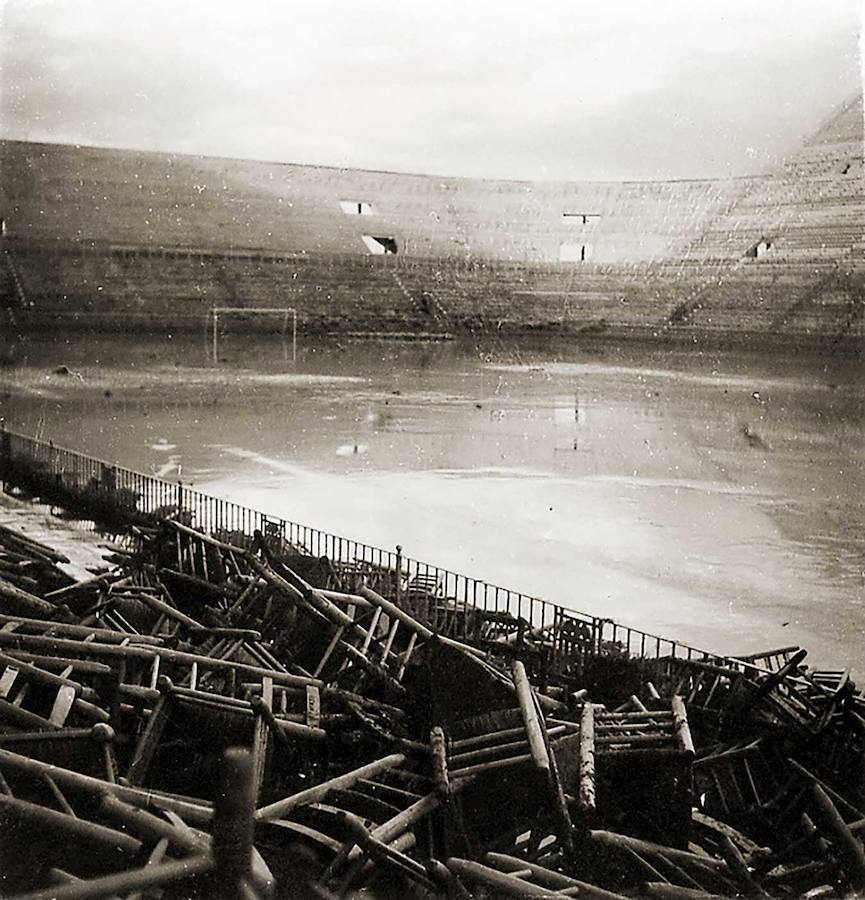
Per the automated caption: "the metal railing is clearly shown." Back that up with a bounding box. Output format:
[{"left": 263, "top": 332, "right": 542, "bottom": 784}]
[{"left": 0, "top": 427, "right": 720, "bottom": 666}]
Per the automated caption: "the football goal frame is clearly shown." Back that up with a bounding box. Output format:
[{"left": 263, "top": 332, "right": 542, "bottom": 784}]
[{"left": 208, "top": 307, "right": 297, "bottom": 363}]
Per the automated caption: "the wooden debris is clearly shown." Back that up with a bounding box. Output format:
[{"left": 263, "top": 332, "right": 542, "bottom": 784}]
[
  {"left": 579, "top": 699, "right": 597, "bottom": 814},
  {"left": 0, "top": 511, "right": 863, "bottom": 900}
]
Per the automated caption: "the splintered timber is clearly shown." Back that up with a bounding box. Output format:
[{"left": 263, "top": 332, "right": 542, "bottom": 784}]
[{"left": 0, "top": 445, "right": 863, "bottom": 899}]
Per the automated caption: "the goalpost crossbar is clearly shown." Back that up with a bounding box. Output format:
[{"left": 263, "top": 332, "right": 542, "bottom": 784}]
[{"left": 208, "top": 306, "right": 297, "bottom": 362}]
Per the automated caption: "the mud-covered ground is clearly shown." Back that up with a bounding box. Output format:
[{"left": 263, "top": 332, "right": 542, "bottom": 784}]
[
  {"left": 0, "top": 492, "right": 109, "bottom": 579},
  {"left": 1, "top": 332, "right": 863, "bottom": 675}
]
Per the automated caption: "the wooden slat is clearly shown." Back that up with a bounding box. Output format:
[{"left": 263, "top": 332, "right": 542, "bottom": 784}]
[{"left": 49, "top": 685, "right": 77, "bottom": 727}]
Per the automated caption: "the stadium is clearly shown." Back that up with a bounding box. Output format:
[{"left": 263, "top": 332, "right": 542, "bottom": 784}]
[{"left": 1, "top": 93, "right": 862, "bottom": 345}]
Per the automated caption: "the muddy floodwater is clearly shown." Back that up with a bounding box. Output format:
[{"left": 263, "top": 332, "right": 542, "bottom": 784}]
[{"left": 1, "top": 333, "right": 863, "bottom": 675}]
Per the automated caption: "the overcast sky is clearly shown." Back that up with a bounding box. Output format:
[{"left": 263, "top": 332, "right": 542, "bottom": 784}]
[{"left": 1, "top": 0, "right": 862, "bottom": 181}]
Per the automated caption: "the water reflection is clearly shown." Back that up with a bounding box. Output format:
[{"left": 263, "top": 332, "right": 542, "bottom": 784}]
[{"left": 1, "top": 333, "right": 863, "bottom": 673}]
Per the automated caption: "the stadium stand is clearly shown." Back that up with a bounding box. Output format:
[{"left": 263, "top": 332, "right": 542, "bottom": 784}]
[{"left": 1, "top": 93, "right": 862, "bottom": 346}]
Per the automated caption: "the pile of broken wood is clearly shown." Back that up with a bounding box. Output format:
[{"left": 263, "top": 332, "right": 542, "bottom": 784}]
[{"left": 0, "top": 516, "right": 863, "bottom": 899}]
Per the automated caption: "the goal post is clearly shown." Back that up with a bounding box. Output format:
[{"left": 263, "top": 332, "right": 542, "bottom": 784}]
[{"left": 208, "top": 307, "right": 297, "bottom": 363}]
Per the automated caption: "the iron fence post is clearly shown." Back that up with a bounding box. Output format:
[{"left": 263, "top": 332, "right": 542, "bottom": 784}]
[{"left": 395, "top": 545, "right": 402, "bottom": 603}]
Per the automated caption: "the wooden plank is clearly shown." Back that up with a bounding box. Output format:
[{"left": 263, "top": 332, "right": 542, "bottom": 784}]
[
  {"left": 0, "top": 747, "right": 214, "bottom": 826},
  {"left": 0, "top": 666, "right": 19, "bottom": 699},
  {"left": 125, "top": 693, "right": 172, "bottom": 786},
  {"left": 810, "top": 783, "right": 865, "bottom": 891},
  {"left": 0, "top": 631, "right": 320, "bottom": 690},
  {"left": 485, "top": 852, "right": 628, "bottom": 899},
  {"left": 450, "top": 753, "right": 534, "bottom": 779},
  {"left": 359, "top": 607, "right": 382, "bottom": 657},
  {"left": 450, "top": 737, "right": 531, "bottom": 769},
  {"left": 49, "top": 685, "right": 77, "bottom": 727},
  {"left": 380, "top": 618, "right": 399, "bottom": 665},
  {"left": 672, "top": 695, "right": 695, "bottom": 756},
  {"left": 305, "top": 685, "right": 321, "bottom": 729},
  {"left": 256, "top": 753, "right": 406, "bottom": 822},
  {"left": 446, "top": 857, "right": 563, "bottom": 897},
  {"left": 0, "top": 696, "right": 60, "bottom": 732},
  {"left": 0, "top": 577, "right": 58, "bottom": 617},
  {"left": 250, "top": 678, "right": 272, "bottom": 802},
  {"left": 431, "top": 725, "right": 450, "bottom": 800},
  {"left": 589, "top": 831, "right": 728, "bottom": 872},
  {"left": 512, "top": 661, "right": 549, "bottom": 773},
  {"left": 313, "top": 625, "right": 345, "bottom": 678},
  {"left": 0, "top": 793, "right": 141, "bottom": 857},
  {"left": 212, "top": 749, "right": 255, "bottom": 894},
  {"left": 397, "top": 632, "right": 417, "bottom": 681},
  {"left": 10, "top": 855, "right": 213, "bottom": 900},
  {"left": 339, "top": 812, "right": 435, "bottom": 890},
  {"left": 579, "top": 701, "right": 596, "bottom": 813}
]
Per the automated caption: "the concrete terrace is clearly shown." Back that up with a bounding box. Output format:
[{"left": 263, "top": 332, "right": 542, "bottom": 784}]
[{"left": 1, "top": 94, "right": 862, "bottom": 346}]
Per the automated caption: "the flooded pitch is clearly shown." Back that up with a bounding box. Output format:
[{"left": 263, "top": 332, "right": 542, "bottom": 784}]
[{"left": 1, "top": 333, "right": 863, "bottom": 674}]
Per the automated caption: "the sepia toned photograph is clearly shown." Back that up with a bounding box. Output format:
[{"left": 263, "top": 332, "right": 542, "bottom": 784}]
[{"left": 0, "top": 1, "right": 862, "bottom": 896}]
